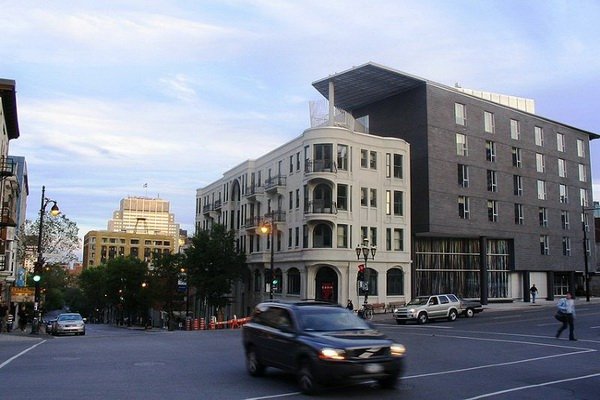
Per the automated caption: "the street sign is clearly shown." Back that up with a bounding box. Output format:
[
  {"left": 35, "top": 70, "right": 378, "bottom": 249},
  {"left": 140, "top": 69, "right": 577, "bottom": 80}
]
[{"left": 10, "top": 287, "right": 35, "bottom": 303}]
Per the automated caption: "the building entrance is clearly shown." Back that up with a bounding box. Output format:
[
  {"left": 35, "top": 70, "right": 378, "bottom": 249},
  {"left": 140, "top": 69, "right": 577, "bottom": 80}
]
[{"left": 315, "top": 266, "right": 338, "bottom": 303}]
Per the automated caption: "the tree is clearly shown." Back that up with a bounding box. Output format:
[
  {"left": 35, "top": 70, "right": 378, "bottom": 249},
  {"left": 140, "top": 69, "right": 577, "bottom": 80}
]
[
  {"left": 149, "top": 252, "right": 185, "bottom": 325},
  {"left": 17, "top": 213, "right": 81, "bottom": 266},
  {"left": 104, "top": 257, "right": 150, "bottom": 325},
  {"left": 184, "top": 224, "right": 246, "bottom": 309},
  {"left": 79, "top": 265, "right": 109, "bottom": 320}
]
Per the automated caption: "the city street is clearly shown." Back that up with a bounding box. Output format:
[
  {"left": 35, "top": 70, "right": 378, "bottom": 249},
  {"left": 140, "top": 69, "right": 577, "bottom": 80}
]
[{"left": 1, "top": 302, "right": 599, "bottom": 400}]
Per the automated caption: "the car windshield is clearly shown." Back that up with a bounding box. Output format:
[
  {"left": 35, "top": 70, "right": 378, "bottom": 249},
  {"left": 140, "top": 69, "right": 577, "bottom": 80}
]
[
  {"left": 406, "top": 297, "right": 429, "bottom": 306},
  {"left": 58, "top": 315, "right": 82, "bottom": 322},
  {"left": 299, "top": 308, "right": 370, "bottom": 332}
]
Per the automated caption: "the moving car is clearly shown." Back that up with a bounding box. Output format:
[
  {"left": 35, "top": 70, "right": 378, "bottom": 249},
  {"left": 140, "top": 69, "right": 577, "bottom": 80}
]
[
  {"left": 393, "top": 294, "right": 461, "bottom": 324},
  {"left": 51, "top": 313, "right": 86, "bottom": 336},
  {"left": 459, "top": 298, "right": 484, "bottom": 318},
  {"left": 242, "top": 301, "right": 406, "bottom": 394}
]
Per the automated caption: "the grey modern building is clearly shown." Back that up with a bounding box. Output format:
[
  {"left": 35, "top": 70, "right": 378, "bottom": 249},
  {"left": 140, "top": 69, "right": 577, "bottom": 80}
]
[{"left": 313, "top": 63, "right": 599, "bottom": 303}]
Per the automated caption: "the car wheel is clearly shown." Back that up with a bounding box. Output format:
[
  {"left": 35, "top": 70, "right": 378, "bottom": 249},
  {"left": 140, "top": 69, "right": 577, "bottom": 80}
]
[
  {"left": 395, "top": 319, "right": 406, "bottom": 325},
  {"left": 245, "top": 347, "right": 265, "bottom": 377},
  {"left": 465, "top": 308, "right": 475, "bottom": 318},
  {"left": 417, "top": 312, "right": 428, "bottom": 325},
  {"left": 298, "top": 359, "right": 321, "bottom": 395},
  {"left": 448, "top": 309, "right": 458, "bottom": 322},
  {"left": 378, "top": 373, "right": 399, "bottom": 389}
]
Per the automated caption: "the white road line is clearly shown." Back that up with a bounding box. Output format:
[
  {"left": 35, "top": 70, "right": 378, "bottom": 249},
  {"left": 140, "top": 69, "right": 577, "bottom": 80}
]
[
  {"left": 0, "top": 340, "right": 47, "bottom": 370},
  {"left": 461, "top": 372, "right": 600, "bottom": 400},
  {"left": 243, "top": 391, "right": 301, "bottom": 400}
]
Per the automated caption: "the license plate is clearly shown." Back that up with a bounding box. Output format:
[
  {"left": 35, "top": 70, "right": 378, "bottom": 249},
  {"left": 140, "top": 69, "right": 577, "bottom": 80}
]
[{"left": 364, "top": 363, "right": 383, "bottom": 374}]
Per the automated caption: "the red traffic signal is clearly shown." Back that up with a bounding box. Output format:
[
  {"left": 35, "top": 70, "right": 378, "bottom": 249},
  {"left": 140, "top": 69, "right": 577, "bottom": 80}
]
[{"left": 358, "top": 264, "right": 365, "bottom": 272}]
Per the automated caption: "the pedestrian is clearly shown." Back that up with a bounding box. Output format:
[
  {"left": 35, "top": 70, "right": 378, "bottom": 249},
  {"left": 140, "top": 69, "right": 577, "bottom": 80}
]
[
  {"left": 529, "top": 284, "right": 538, "bottom": 303},
  {"left": 346, "top": 299, "right": 354, "bottom": 311},
  {"left": 556, "top": 291, "right": 576, "bottom": 341},
  {"left": 0, "top": 303, "right": 7, "bottom": 333}
]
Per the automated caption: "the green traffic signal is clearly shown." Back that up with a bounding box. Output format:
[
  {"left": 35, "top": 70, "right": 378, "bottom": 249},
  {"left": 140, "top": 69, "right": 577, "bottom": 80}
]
[{"left": 33, "top": 274, "right": 41, "bottom": 282}]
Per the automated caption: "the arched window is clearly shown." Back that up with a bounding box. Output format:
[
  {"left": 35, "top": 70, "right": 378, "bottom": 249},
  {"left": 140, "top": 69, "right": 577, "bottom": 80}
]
[
  {"left": 359, "top": 267, "right": 378, "bottom": 296},
  {"left": 386, "top": 268, "right": 404, "bottom": 295},
  {"left": 313, "top": 223, "right": 332, "bottom": 248},
  {"left": 287, "top": 268, "right": 301, "bottom": 295}
]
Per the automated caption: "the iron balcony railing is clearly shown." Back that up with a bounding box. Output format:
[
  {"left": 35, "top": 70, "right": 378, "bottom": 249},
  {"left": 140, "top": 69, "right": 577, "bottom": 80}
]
[
  {"left": 0, "top": 158, "right": 15, "bottom": 177},
  {"left": 304, "top": 201, "right": 337, "bottom": 215},
  {"left": 264, "top": 175, "right": 287, "bottom": 190},
  {"left": 305, "top": 159, "right": 337, "bottom": 174}
]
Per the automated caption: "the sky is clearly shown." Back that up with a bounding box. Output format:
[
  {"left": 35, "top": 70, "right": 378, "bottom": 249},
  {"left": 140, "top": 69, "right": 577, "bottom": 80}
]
[{"left": 2, "top": 0, "right": 600, "bottom": 251}]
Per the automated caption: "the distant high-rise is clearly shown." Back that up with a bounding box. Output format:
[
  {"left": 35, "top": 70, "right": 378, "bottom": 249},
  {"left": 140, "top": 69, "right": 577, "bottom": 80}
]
[{"left": 108, "top": 196, "right": 179, "bottom": 238}]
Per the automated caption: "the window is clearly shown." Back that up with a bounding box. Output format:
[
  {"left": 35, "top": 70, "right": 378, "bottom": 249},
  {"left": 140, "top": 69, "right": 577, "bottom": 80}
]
[
  {"left": 337, "top": 144, "right": 348, "bottom": 171},
  {"left": 535, "top": 153, "right": 545, "bottom": 173},
  {"left": 386, "top": 268, "right": 404, "bottom": 296},
  {"left": 537, "top": 180, "right": 547, "bottom": 200},
  {"left": 337, "top": 225, "right": 348, "bottom": 248},
  {"left": 370, "top": 227, "right": 377, "bottom": 247},
  {"left": 484, "top": 111, "right": 495, "bottom": 133},
  {"left": 360, "top": 149, "right": 368, "bottom": 168},
  {"left": 458, "top": 164, "right": 469, "bottom": 187},
  {"left": 369, "top": 188, "right": 377, "bottom": 208},
  {"left": 296, "top": 189, "right": 300, "bottom": 208},
  {"left": 578, "top": 164, "right": 587, "bottom": 182},
  {"left": 296, "top": 152, "right": 300, "bottom": 171},
  {"left": 393, "top": 154, "right": 403, "bottom": 178},
  {"left": 361, "top": 226, "right": 368, "bottom": 242},
  {"left": 487, "top": 200, "right": 498, "bottom": 222},
  {"left": 540, "top": 235, "right": 549, "bottom": 255},
  {"left": 289, "top": 155, "right": 294, "bottom": 173},
  {"left": 455, "top": 103, "right": 466, "bottom": 126},
  {"left": 513, "top": 175, "right": 523, "bottom": 196},
  {"left": 539, "top": 207, "right": 548, "bottom": 227},
  {"left": 288, "top": 191, "right": 293, "bottom": 209},
  {"left": 369, "top": 151, "right": 377, "bottom": 169},
  {"left": 561, "top": 210, "right": 570, "bottom": 230},
  {"left": 562, "top": 237, "right": 571, "bottom": 256},
  {"left": 337, "top": 184, "right": 348, "bottom": 210},
  {"left": 393, "top": 191, "right": 403, "bottom": 216},
  {"left": 393, "top": 228, "right": 404, "bottom": 251},
  {"left": 386, "top": 190, "right": 391, "bottom": 215},
  {"left": 535, "top": 126, "right": 544, "bottom": 146},
  {"left": 287, "top": 268, "right": 300, "bottom": 295},
  {"left": 385, "top": 153, "right": 391, "bottom": 178},
  {"left": 559, "top": 184, "right": 568, "bottom": 204},
  {"left": 577, "top": 139, "right": 585, "bottom": 158},
  {"left": 510, "top": 119, "right": 520, "bottom": 140},
  {"left": 487, "top": 170, "right": 498, "bottom": 192},
  {"left": 580, "top": 188, "right": 589, "bottom": 207},
  {"left": 514, "top": 204, "right": 524, "bottom": 225},
  {"left": 458, "top": 196, "right": 470, "bottom": 219},
  {"left": 360, "top": 187, "right": 368, "bottom": 206},
  {"left": 486, "top": 141, "right": 496, "bottom": 162},
  {"left": 288, "top": 228, "right": 292, "bottom": 248},
  {"left": 558, "top": 159, "right": 567, "bottom": 178},
  {"left": 456, "top": 133, "right": 468, "bottom": 156},
  {"left": 295, "top": 227, "right": 300, "bottom": 247},
  {"left": 557, "top": 133, "right": 565, "bottom": 152},
  {"left": 512, "top": 147, "right": 522, "bottom": 167}
]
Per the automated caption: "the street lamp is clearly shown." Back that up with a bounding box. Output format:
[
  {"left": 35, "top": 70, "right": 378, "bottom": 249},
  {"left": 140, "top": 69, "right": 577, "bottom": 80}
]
[
  {"left": 31, "top": 186, "right": 60, "bottom": 334},
  {"left": 355, "top": 237, "right": 376, "bottom": 307},
  {"left": 259, "top": 216, "right": 275, "bottom": 300},
  {"left": 582, "top": 205, "right": 600, "bottom": 302},
  {"left": 180, "top": 267, "right": 190, "bottom": 317}
]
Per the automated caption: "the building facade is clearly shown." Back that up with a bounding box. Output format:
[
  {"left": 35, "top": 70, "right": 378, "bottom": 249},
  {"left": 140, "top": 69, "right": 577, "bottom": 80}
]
[
  {"left": 312, "top": 63, "right": 598, "bottom": 303},
  {"left": 82, "top": 230, "right": 174, "bottom": 268},
  {"left": 0, "top": 80, "right": 24, "bottom": 304},
  {"left": 196, "top": 123, "right": 411, "bottom": 316}
]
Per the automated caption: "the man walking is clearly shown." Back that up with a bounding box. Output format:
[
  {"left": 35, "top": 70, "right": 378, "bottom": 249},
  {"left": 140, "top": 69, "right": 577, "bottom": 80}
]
[
  {"left": 556, "top": 291, "right": 576, "bottom": 341},
  {"left": 529, "top": 284, "right": 538, "bottom": 303}
]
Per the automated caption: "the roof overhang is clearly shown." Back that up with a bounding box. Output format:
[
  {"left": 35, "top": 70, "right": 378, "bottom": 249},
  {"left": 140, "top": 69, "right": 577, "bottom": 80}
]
[
  {"left": 312, "top": 62, "right": 426, "bottom": 111},
  {"left": 0, "top": 79, "right": 20, "bottom": 140}
]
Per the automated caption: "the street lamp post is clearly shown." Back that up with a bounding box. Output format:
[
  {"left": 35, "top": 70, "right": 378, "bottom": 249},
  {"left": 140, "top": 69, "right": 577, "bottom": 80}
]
[
  {"left": 259, "top": 215, "right": 275, "bottom": 300},
  {"left": 31, "top": 186, "right": 59, "bottom": 334},
  {"left": 582, "top": 205, "right": 600, "bottom": 302},
  {"left": 355, "top": 238, "right": 376, "bottom": 307}
]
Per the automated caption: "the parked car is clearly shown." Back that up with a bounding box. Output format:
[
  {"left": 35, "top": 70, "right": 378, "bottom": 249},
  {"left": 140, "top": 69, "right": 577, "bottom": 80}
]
[
  {"left": 44, "top": 318, "right": 57, "bottom": 334},
  {"left": 242, "top": 301, "right": 406, "bottom": 394},
  {"left": 51, "top": 313, "right": 86, "bottom": 336},
  {"left": 459, "top": 298, "right": 483, "bottom": 318},
  {"left": 393, "top": 294, "right": 461, "bottom": 324}
]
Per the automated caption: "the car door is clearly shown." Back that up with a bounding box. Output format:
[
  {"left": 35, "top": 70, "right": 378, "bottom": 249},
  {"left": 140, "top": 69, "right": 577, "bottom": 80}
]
[
  {"left": 438, "top": 295, "right": 451, "bottom": 318},
  {"left": 427, "top": 296, "right": 443, "bottom": 319},
  {"left": 263, "top": 307, "right": 297, "bottom": 370}
]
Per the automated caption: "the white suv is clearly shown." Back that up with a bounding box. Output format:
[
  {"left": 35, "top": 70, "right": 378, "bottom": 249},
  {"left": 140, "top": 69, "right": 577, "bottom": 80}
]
[{"left": 393, "top": 294, "right": 461, "bottom": 325}]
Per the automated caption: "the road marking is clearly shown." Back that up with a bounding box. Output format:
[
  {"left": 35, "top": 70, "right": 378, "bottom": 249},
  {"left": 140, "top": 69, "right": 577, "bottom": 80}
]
[
  {"left": 243, "top": 392, "right": 301, "bottom": 400},
  {"left": 461, "top": 371, "right": 600, "bottom": 400},
  {"left": 0, "top": 340, "right": 47, "bottom": 370}
]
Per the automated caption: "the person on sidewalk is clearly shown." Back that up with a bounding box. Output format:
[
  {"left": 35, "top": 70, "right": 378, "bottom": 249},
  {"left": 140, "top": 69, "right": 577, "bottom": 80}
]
[
  {"left": 556, "top": 291, "right": 576, "bottom": 341},
  {"left": 529, "top": 284, "right": 538, "bottom": 303},
  {"left": 346, "top": 299, "right": 354, "bottom": 311}
]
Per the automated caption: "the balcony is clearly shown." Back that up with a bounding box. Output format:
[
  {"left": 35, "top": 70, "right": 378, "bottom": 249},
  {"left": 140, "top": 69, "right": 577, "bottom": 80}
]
[
  {"left": 305, "top": 159, "right": 337, "bottom": 174},
  {"left": 244, "top": 216, "right": 262, "bottom": 231},
  {"left": 214, "top": 199, "right": 222, "bottom": 210},
  {"left": 266, "top": 210, "right": 286, "bottom": 224},
  {"left": 0, "top": 207, "right": 16, "bottom": 228},
  {"left": 202, "top": 203, "right": 214, "bottom": 215},
  {"left": 304, "top": 201, "right": 337, "bottom": 223},
  {"left": 244, "top": 185, "right": 264, "bottom": 201},
  {"left": 264, "top": 175, "right": 287, "bottom": 195},
  {"left": 0, "top": 158, "right": 15, "bottom": 177}
]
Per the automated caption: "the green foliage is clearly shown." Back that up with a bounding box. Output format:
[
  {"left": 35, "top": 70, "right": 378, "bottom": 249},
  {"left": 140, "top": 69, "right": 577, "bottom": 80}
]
[
  {"left": 149, "top": 253, "right": 185, "bottom": 317},
  {"left": 103, "top": 256, "right": 151, "bottom": 317},
  {"left": 184, "top": 224, "right": 246, "bottom": 308}
]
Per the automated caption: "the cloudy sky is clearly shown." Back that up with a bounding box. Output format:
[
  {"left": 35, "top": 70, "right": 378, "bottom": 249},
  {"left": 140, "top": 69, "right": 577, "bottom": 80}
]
[{"left": 2, "top": 0, "right": 599, "bottom": 248}]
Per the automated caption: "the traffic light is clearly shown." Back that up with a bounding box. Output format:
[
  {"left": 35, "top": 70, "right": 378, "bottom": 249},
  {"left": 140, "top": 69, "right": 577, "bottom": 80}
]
[
  {"left": 272, "top": 279, "right": 279, "bottom": 291},
  {"left": 357, "top": 264, "right": 365, "bottom": 281}
]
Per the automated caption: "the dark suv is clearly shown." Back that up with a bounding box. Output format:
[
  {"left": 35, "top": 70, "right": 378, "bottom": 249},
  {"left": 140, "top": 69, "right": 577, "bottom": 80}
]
[{"left": 242, "top": 301, "right": 406, "bottom": 394}]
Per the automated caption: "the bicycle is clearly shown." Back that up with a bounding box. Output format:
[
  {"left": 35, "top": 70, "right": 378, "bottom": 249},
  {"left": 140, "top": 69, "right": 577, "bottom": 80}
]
[{"left": 359, "top": 304, "right": 374, "bottom": 320}]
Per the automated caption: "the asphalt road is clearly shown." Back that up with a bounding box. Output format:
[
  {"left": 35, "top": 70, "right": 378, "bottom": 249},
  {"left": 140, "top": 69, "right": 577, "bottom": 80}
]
[{"left": 1, "top": 303, "right": 599, "bottom": 400}]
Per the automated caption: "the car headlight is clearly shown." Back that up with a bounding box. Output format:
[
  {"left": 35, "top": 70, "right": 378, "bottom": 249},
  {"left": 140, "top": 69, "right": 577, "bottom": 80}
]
[
  {"left": 390, "top": 343, "right": 406, "bottom": 357},
  {"left": 318, "top": 348, "right": 346, "bottom": 360}
]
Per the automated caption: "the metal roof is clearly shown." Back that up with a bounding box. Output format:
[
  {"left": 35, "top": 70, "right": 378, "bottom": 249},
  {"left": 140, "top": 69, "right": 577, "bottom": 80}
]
[
  {"left": 0, "top": 79, "right": 20, "bottom": 140},
  {"left": 312, "top": 62, "right": 426, "bottom": 111}
]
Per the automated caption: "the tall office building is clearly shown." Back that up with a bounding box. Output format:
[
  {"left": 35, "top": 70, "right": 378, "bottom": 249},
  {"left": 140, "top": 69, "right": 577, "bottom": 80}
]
[
  {"left": 312, "top": 62, "right": 598, "bottom": 303},
  {"left": 108, "top": 197, "right": 179, "bottom": 240}
]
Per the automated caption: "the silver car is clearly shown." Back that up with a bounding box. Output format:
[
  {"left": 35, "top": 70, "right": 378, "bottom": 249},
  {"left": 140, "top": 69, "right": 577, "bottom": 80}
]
[{"left": 52, "top": 313, "right": 86, "bottom": 336}]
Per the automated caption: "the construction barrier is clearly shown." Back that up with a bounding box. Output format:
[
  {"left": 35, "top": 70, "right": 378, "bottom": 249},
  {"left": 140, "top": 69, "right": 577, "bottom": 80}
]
[
  {"left": 193, "top": 318, "right": 199, "bottom": 330},
  {"left": 200, "top": 318, "right": 206, "bottom": 330},
  {"left": 209, "top": 316, "right": 216, "bottom": 330},
  {"left": 185, "top": 318, "right": 192, "bottom": 331}
]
